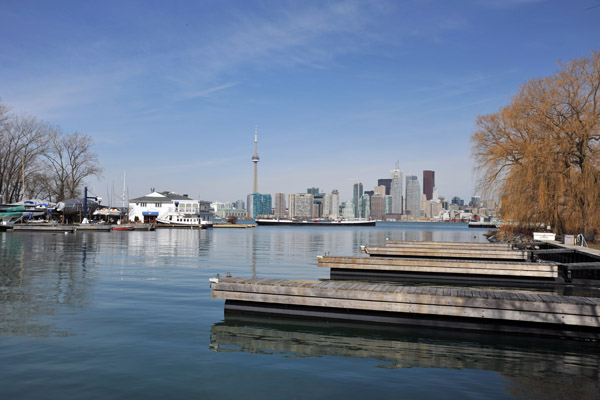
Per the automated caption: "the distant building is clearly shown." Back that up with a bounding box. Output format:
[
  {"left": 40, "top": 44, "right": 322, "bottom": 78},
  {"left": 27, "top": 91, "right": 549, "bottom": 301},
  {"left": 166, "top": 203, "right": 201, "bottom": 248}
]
[
  {"left": 343, "top": 200, "right": 355, "bottom": 220},
  {"left": 234, "top": 199, "right": 245, "bottom": 210},
  {"left": 451, "top": 196, "right": 464, "bottom": 207},
  {"left": 370, "top": 194, "right": 385, "bottom": 220},
  {"left": 470, "top": 196, "right": 481, "bottom": 209},
  {"left": 423, "top": 170, "right": 435, "bottom": 200},
  {"left": 288, "top": 193, "right": 314, "bottom": 219},
  {"left": 247, "top": 193, "right": 272, "bottom": 218},
  {"left": 274, "top": 193, "right": 286, "bottom": 218},
  {"left": 374, "top": 185, "right": 386, "bottom": 196},
  {"left": 405, "top": 175, "right": 421, "bottom": 216},
  {"left": 391, "top": 167, "right": 403, "bottom": 214},
  {"left": 377, "top": 178, "right": 392, "bottom": 195},
  {"left": 359, "top": 193, "right": 370, "bottom": 219},
  {"left": 353, "top": 182, "right": 363, "bottom": 218},
  {"left": 307, "top": 187, "right": 320, "bottom": 196},
  {"left": 329, "top": 189, "right": 340, "bottom": 219},
  {"left": 384, "top": 195, "right": 393, "bottom": 214}
]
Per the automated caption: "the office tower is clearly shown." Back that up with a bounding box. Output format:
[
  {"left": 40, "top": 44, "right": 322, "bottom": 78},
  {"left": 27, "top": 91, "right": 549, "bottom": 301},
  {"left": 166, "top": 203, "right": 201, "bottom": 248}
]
[
  {"left": 374, "top": 185, "right": 386, "bottom": 196},
  {"left": 330, "top": 190, "right": 339, "bottom": 219},
  {"left": 405, "top": 175, "right": 421, "bottom": 216},
  {"left": 370, "top": 194, "right": 385, "bottom": 220},
  {"left": 274, "top": 193, "right": 286, "bottom": 218},
  {"left": 423, "top": 170, "right": 435, "bottom": 200},
  {"left": 391, "top": 166, "right": 403, "bottom": 214},
  {"left": 307, "top": 187, "right": 320, "bottom": 195},
  {"left": 288, "top": 193, "right": 314, "bottom": 219},
  {"left": 252, "top": 126, "right": 260, "bottom": 193},
  {"left": 470, "top": 196, "right": 481, "bottom": 209},
  {"left": 234, "top": 200, "right": 245, "bottom": 210},
  {"left": 377, "top": 178, "right": 392, "bottom": 195},
  {"left": 322, "top": 193, "right": 331, "bottom": 217},
  {"left": 343, "top": 200, "right": 355, "bottom": 219},
  {"left": 384, "top": 195, "right": 393, "bottom": 214},
  {"left": 353, "top": 182, "right": 363, "bottom": 218},
  {"left": 359, "top": 193, "right": 370, "bottom": 219}
]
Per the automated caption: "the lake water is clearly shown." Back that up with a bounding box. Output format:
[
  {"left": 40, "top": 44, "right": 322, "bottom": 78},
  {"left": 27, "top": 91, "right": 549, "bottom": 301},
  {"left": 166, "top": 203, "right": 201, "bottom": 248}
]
[{"left": 1, "top": 222, "right": 599, "bottom": 400}]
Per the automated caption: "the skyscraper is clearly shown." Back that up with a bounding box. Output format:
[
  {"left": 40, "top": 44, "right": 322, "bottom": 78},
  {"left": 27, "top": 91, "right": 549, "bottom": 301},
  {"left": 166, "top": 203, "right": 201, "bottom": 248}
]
[
  {"left": 274, "top": 193, "right": 286, "bottom": 218},
  {"left": 353, "top": 182, "right": 363, "bottom": 218},
  {"left": 390, "top": 166, "right": 403, "bottom": 214},
  {"left": 377, "top": 178, "right": 392, "bottom": 195},
  {"left": 423, "top": 170, "right": 435, "bottom": 200},
  {"left": 405, "top": 175, "right": 421, "bottom": 216},
  {"left": 330, "top": 189, "right": 339, "bottom": 219}
]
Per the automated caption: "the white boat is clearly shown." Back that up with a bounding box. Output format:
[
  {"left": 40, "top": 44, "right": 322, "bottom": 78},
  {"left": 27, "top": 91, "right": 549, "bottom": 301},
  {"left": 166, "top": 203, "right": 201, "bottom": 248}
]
[
  {"left": 255, "top": 218, "right": 376, "bottom": 227},
  {"left": 157, "top": 211, "right": 213, "bottom": 228}
]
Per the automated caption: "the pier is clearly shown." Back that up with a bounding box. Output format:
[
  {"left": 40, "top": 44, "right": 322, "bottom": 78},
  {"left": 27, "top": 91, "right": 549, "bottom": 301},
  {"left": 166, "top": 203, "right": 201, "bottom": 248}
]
[
  {"left": 318, "top": 255, "right": 561, "bottom": 285},
  {"left": 361, "top": 242, "right": 528, "bottom": 261},
  {"left": 211, "top": 277, "right": 600, "bottom": 339}
]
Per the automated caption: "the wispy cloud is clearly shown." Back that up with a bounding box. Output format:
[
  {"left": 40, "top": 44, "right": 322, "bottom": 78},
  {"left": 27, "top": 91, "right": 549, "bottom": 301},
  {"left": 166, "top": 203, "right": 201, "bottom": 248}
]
[{"left": 180, "top": 82, "right": 240, "bottom": 100}]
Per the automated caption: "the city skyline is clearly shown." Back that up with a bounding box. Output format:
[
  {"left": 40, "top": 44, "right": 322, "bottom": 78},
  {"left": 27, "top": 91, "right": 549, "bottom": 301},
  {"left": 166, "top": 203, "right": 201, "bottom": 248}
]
[{"left": 1, "top": 1, "right": 598, "bottom": 203}]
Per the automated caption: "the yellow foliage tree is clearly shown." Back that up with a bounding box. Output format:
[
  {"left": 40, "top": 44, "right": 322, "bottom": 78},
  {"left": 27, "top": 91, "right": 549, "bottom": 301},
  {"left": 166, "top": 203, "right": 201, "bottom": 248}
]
[{"left": 472, "top": 51, "right": 600, "bottom": 239}]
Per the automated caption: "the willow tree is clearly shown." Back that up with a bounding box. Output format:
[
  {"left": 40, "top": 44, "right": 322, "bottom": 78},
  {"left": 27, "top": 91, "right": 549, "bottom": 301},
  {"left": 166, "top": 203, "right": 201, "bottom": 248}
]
[{"left": 472, "top": 51, "right": 600, "bottom": 239}]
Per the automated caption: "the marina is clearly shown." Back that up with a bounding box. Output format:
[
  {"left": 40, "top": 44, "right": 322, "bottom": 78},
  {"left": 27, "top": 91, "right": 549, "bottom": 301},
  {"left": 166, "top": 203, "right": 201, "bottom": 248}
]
[{"left": 2, "top": 222, "right": 600, "bottom": 399}]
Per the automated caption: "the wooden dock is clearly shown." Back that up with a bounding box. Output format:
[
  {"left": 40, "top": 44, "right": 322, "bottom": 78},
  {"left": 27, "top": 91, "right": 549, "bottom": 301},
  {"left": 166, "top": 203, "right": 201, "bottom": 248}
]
[
  {"left": 213, "top": 223, "right": 256, "bottom": 228},
  {"left": 12, "top": 224, "right": 75, "bottom": 232},
  {"left": 318, "top": 255, "right": 562, "bottom": 285},
  {"left": 211, "top": 277, "right": 600, "bottom": 339},
  {"left": 361, "top": 243, "right": 528, "bottom": 261}
]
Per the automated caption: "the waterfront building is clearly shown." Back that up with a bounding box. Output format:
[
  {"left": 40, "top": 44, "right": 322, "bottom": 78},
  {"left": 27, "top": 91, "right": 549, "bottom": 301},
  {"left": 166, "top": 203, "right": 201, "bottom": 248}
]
[
  {"left": 352, "top": 182, "right": 363, "bottom": 218},
  {"left": 215, "top": 208, "right": 247, "bottom": 219},
  {"left": 377, "top": 178, "right": 391, "bottom": 195},
  {"left": 405, "top": 175, "right": 421, "bottom": 216},
  {"left": 274, "top": 192, "right": 286, "bottom": 219},
  {"left": 247, "top": 193, "right": 272, "bottom": 218},
  {"left": 322, "top": 193, "right": 331, "bottom": 217},
  {"left": 390, "top": 167, "right": 403, "bottom": 214},
  {"left": 129, "top": 191, "right": 214, "bottom": 225},
  {"left": 288, "top": 193, "right": 314, "bottom": 219},
  {"left": 423, "top": 170, "right": 435, "bottom": 200},
  {"left": 370, "top": 193, "right": 385, "bottom": 220}
]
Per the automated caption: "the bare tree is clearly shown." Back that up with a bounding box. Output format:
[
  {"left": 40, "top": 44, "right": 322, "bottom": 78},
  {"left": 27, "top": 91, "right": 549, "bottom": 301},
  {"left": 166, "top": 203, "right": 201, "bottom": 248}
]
[
  {"left": 43, "top": 130, "right": 102, "bottom": 201},
  {"left": 472, "top": 51, "right": 600, "bottom": 239},
  {"left": 0, "top": 107, "right": 47, "bottom": 203}
]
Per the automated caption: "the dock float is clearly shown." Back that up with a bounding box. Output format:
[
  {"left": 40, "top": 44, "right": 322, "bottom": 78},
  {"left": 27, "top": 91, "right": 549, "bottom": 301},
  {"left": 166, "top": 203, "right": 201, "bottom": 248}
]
[
  {"left": 12, "top": 224, "right": 75, "bottom": 232},
  {"left": 317, "top": 255, "right": 562, "bottom": 285},
  {"left": 211, "top": 277, "right": 600, "bottom": 339},
  {"left": 361, "top": 243, "right": 528, "bottom": 261}
]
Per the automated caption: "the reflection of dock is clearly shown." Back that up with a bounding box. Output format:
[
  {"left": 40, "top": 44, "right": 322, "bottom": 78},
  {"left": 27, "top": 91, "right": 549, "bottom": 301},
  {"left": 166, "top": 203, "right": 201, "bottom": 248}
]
[
  {"left": 210, "top": 315, "right": 600, "bottom": 379},
  {"left": 211, "top": 277, "right": 600, "bottom": 339}
]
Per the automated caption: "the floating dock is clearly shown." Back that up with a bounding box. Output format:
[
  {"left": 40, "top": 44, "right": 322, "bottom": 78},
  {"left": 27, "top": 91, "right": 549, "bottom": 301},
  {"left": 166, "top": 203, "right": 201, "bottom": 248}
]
[
  {"left": 211, "top": 277, "right": 600, "bottom": 339},
  {"left": 361, "top": 242, "right": 528, "bottom": 261},
  {"left": 318, "top": 255, "right": 562, "bottom": 285},
  {"left": 213, "top": 223, "right": 256, "bottom": 228}
]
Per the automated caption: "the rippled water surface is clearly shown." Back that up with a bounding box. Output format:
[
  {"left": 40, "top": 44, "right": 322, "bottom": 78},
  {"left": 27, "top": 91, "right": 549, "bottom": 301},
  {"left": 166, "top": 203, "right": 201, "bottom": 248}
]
[{"left": 1, "top": 223, "right": 599, "bottom": 399}]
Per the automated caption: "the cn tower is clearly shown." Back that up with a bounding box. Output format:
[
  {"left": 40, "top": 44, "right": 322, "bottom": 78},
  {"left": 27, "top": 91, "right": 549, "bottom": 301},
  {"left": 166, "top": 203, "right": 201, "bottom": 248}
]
[{"left": 252, "top": 126, "right": 260, "bottom": 193}]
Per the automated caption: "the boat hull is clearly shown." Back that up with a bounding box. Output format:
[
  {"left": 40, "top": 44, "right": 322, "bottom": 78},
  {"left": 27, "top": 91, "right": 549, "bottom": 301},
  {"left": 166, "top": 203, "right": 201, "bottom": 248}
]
[{"left": 255, "top": 219, "right": 376, "bottom": 227}]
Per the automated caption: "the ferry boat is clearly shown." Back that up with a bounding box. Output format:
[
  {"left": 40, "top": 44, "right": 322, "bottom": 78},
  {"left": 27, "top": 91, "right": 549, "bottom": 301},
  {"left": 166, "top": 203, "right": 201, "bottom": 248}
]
[{"left": 255, "top": 218, "right": 376, "bottom": 227}]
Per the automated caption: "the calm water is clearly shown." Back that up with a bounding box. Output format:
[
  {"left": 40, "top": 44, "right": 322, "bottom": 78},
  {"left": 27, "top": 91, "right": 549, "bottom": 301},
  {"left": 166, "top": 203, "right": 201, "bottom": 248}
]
[{"left": 1, "top": 222, "right": 599, "bottom": 400}]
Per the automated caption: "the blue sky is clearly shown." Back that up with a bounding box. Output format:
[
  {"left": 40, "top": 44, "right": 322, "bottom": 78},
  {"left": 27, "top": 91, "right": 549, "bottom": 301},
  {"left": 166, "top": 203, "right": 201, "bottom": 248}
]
[{"left": 1, "top": 0, "right": 599, "bottom": 204}]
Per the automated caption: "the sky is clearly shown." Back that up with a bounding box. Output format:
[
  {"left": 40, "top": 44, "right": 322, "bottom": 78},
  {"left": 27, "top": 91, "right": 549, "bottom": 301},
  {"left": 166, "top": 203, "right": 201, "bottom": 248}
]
[{"left": 1, "top": 0, "right": 599, "bottom": 204}]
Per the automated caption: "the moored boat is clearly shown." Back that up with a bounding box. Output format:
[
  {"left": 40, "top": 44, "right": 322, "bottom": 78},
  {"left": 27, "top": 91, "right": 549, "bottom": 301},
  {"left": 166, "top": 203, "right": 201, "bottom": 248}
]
[{"left": 255, "top": 219, "right": 376, "bottom": 227}]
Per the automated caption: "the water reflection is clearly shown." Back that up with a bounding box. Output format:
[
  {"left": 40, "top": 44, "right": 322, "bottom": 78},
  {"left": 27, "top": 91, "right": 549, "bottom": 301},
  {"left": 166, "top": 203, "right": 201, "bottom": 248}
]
[{"left": 211, "top": 314, "right": 600, "bottom": 398}]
